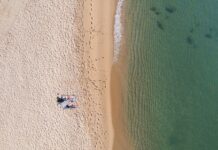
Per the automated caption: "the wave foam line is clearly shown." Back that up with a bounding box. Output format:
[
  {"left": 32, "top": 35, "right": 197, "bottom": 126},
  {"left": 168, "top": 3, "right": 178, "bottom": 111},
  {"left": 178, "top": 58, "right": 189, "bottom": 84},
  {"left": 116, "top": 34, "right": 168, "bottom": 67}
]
[{"left": 113, "top": 0, "right": 125, "bottom": 63}]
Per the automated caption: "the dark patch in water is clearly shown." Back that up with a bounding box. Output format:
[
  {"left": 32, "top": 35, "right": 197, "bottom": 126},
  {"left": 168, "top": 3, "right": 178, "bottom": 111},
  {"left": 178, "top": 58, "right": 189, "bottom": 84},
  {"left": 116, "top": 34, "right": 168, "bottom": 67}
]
[
  {"left": 165, "top": 6, "right": 176, "bottom": 13},
  {"left": 150, "top": 6, "right": 156, "bottom": 12},
  {"left": 186, "top": 36, "right": 194, "bottom": 45},
  {"left": 155, "top": 11, "right": 160, "bottom": 15},
  {"left": 150, "top": 6, "right": 161, "bottom": 16},
  {"left": 190, "top": 28, "right": 194, "bottom": 33},
  {"left": 157, "top": 21, "right": 164, "bottom": 30},
  {"left": 205, "top": 33, "right": 212, "bottom": 39}
]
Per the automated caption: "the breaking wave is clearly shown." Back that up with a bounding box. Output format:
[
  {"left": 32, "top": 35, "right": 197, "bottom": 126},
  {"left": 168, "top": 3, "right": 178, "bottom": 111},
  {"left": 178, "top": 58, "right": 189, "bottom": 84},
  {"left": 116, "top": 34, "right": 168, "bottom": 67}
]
[{"left": 113, "top": 0, "right": 125, "bottom": 63}]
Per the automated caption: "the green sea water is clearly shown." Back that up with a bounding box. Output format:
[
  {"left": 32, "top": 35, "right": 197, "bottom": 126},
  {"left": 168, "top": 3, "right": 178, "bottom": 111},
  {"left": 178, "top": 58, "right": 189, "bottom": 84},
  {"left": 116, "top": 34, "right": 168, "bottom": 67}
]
[{"left": 125, "top": 0, "right": 218, "bottom": 149}]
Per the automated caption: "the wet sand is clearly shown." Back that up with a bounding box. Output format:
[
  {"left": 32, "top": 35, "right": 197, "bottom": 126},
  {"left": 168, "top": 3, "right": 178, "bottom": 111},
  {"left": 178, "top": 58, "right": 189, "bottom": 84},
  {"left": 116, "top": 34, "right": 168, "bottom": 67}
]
[{"left": 111, "top": 35, "right": 134, "bottom": 150}]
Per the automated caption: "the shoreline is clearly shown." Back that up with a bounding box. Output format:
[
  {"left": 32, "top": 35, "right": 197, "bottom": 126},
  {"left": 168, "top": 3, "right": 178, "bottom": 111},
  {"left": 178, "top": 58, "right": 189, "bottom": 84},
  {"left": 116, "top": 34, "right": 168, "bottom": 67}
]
[
  {"left": 82, "top": 0, "right": 133, "bottom": 149},
  {"left": 111, "top": 0, "right": 134, "bottom": 149}
]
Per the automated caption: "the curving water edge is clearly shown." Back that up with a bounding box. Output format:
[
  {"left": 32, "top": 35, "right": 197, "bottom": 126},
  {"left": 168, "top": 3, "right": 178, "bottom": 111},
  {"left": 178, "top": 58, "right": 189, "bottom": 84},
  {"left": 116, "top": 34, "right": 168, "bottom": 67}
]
[{"left": 113, "top": 0, "right": 125, "bottom": 63}]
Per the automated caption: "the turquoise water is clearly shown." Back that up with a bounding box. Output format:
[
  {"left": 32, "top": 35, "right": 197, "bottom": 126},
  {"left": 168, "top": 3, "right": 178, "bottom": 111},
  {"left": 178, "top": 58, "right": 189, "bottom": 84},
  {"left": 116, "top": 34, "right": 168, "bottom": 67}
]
[{"left": 125, "top": 0, "right": 218, "bottom": 149}]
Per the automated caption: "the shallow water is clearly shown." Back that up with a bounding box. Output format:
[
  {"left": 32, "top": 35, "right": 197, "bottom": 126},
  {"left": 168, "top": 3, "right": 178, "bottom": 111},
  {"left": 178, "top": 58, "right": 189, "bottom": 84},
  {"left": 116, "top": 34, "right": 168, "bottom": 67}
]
[{"left": 124, "top": 0, "right": 218, "bottom": 149}]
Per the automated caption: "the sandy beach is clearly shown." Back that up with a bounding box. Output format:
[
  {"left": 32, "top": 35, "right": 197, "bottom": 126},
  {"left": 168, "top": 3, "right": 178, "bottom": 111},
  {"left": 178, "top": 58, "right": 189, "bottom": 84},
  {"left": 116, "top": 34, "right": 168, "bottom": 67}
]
[{"left": 0, "top": 0, "right": 116, "bottom": 149}]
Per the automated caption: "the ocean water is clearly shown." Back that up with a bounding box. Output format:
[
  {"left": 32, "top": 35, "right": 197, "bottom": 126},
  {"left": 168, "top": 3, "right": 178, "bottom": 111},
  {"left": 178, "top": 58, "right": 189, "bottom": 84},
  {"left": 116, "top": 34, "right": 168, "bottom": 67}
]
[{"left": 124, "top": 0, "right": 218, "bottom": 149}]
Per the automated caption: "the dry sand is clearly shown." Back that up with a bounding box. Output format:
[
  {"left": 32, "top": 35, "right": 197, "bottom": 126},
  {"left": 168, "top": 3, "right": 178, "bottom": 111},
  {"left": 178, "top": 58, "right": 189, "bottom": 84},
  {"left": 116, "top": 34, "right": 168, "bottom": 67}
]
[{"left": 0, "top": 0, "right": 116, "bottom": 149}]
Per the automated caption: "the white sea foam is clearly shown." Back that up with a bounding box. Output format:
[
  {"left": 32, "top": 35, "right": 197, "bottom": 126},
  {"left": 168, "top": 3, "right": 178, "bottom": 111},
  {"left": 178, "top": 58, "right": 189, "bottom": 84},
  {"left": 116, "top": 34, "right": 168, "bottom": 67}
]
[{"left": 113, "top": 0, "right": 125, "bottom": 63}]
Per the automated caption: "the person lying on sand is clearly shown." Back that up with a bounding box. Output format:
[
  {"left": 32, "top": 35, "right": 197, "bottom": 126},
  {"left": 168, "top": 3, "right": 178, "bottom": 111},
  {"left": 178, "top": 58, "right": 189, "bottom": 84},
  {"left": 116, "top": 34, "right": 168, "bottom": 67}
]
[{"left": 57, "top": 94, "right": 78, "bottom": 109}]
